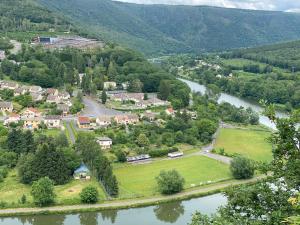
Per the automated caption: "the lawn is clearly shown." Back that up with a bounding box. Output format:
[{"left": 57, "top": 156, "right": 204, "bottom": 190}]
[
  {"left": 0, "top": 170, "right": 106, "bottom": 207},
  {"left": 114, "top": 156, "right": 231, "bottom": 199},
  {"left": 214, "top": 128, "right": 272, "bottom": 162}
]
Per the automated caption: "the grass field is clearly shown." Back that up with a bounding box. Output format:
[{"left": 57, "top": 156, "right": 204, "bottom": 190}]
[
  {"left": 214, "top": 128, "right": 272, "bottom": 162},
  {"left": 0, "top": 170, "right": 106, "bottom": 207},
  {"left": 114, "top": 156, "right": 231, "bottom": 199}
]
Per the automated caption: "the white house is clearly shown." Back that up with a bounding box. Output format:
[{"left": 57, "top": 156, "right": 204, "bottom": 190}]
[
  {"left": 4, "top": 113, "right": 20, "bottom": 125},
  {"left": 1, "top": 81, "right": 19, "bottom": 90},
  {"left": 0, "top": 50, "right": 5, "bottom": 61},
  {"left": 96, "top": 137, "right": 112, "bottom": 149},
  {"left": 96, "top": 115, "right": 112, "bottom": 127},
  {"left": 0, "top": 101, "right": 13, "bottom": 112},
  {"left": 22, "top": 107, "right": 41, "bottom": 118},
  {"left": 44, "top": 115, "right": 61, "bottom": 128},
  {"left": 104, "top": 82, "right": 117, "bottom": 90}
]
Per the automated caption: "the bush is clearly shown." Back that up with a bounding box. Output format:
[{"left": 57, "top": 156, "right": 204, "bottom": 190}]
[
  {"left": 156, "top": 170, "right": 185, "bottom": 195},
  {"left": 149, "top": 147, "right": 179, "bottom": 158},
  {"left": 115, "top": 150, "right": 127, "bottom": 162},
  {"left": 230, "top": 156, "right": 255, "bottom": 179},
  {"left": 80, "top": 185, "right": 99, "bottom": 204},
  {"left": 31, "top": 177, "right": 55, "bottom": 207}
]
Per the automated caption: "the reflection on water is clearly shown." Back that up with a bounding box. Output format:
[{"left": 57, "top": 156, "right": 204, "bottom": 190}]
[
  {"left": 0, "top": 194, "right": 227, "bottom": 225},
  {"left": 154, "top": 201, "right": 184, "bottom": 223}
]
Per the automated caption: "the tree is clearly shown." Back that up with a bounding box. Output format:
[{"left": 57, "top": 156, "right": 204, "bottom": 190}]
[
  {"left": 107, "top": 60, "right": 118, "bottom": 80},
  {"left": 65, "top": 84, "right": 73, "bottom": 97},
  {"left": 80, "top": 185, "right": 99, "bottom": 204},
  {"left": 128, "top": 79, "right": 143, "bottom": 92},
  {"left": 115, "top": 150, "right": 127, "bottom": 162},
  {"left": 158, "top": 80, "right": 171, "bottom": 100},
  {"left": 144, "top": 93, "right": 148, "bottom": 100},
  {"left": 31, "top": 177, "right": 55, "bottom": 207},
  {"left": 137, "top": 133, "right": 150, "bottom": 147},
  {"left": 54, "top": 132, "right": 69, "bottom": 148},
  {"left": 230, "top": 156, "right": 255, "bottom": 179},
  {"left": 156, "top": 170, "right": 185, "bottom": 195},
  {"left": 101, "top": 90, "right": 107, "bottom": 104}
]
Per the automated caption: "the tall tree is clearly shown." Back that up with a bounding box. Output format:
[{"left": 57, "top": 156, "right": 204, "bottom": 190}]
[
  {"left": 101, "top": 90, "right": 107, "bottom": 104},
  {"left": 158, "top": 80, "right": 171, "bottom": 100}
]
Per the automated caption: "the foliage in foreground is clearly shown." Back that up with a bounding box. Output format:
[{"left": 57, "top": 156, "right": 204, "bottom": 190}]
[{"left": 189, "top": 107, "right": 300, "bottom": 224}]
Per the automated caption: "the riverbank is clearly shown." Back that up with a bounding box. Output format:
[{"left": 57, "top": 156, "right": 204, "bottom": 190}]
[{"left": 0, "top": 176, "right": 265, "bottom": 217}]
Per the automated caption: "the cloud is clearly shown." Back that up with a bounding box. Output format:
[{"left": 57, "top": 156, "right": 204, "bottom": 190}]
[{"left": 114, "top": 0, "right": 300, "bottom": 11}]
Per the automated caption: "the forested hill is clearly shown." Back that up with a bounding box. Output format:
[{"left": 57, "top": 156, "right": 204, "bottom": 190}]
[
  {"left": 0, "top": 0, "right": 73, "bottom": 35},
  {"left": 37, "top": 0, "right": 300, "bottom": 56}
]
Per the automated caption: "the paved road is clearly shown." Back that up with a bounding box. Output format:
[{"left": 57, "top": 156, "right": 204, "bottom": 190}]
[
  {"left": 65, "top": 121, "right": 76, "bottom": 144},
  {"left": 199, "top": 151, "right": 232, "bottom": 164},
  {"left": 0, "top": 175, "right": 265, "bottom": 217},
  {"left": 81, "top": 96, "right": 123, "bottom": 118}
]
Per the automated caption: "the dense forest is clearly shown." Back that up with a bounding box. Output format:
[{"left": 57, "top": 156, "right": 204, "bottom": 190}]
[
  {"left": 0, "top": 0, "right": 73, "bottom": 34},
  {"left": 37, "top": 0, "right": 300, "bottom": 56},
  {"left": 164, "top": 40, "right": 300, "bottom": 110}
]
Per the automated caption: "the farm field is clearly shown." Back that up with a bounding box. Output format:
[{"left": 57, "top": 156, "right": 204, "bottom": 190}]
[
  {"left": 0, "top": 170, "right": 106, "bottom": 206},
  {"left": 114, "top": 156, "right": 231, "bottom": 199},
  {"left": 214, "top": 128, "right": 273, "bottom": 162}
]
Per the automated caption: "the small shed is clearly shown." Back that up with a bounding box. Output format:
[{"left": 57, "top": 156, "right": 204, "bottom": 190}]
[{"left": 73, "top": 164, "right": 91, "bottom": 180}]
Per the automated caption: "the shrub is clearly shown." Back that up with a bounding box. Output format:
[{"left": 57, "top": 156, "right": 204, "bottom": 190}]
[
  {"left": 115, "top": 150, "right": 127, "bottom": 162},
  {"left": 156, "top": 170, "right": 185, "bottom": 195},
  {"left": 230, "top": 156, "right": 255, "bottom": 179},
  {"left": 149, "top": 147, "right": 179, "bottom": 158},
  {"left": 80, "top": 185, "right": 99, "bottom": 204},
  {"left": 20, "top": 194, "right": 27, "bottom": 204},
  {"left": 31, "top": 177, "right": 55, "bottom": 207}
]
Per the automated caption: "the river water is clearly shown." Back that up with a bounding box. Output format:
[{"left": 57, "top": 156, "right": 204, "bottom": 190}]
[
  {"left": 179, "top": 78, "right": 287, "bottom": 130},
  {"left": 0, "top": 194, "right": 227, "bottom": 225}
]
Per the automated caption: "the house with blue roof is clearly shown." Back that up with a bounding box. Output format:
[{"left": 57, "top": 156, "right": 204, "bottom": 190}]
[{"left": 73, "top": 163, "right": 91, "bottom": 180}]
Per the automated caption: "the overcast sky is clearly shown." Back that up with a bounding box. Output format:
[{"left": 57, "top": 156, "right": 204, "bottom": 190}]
[{"left": 115, "top": 0, "right": 300, "bottom": 12}]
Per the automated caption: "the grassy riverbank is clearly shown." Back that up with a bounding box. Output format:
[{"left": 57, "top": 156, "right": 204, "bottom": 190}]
[{"left": 0, "top": 176, "right": 264, "bottom": 217}]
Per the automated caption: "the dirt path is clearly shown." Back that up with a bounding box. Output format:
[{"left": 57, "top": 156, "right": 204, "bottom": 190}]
[{"left": 0, "top": 176, "right": 264, "bottom": 217}]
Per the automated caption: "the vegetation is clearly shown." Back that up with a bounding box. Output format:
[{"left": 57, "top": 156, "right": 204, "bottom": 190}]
[
  {"left": 114, "top": 156, "right": 231, "bottom": 198},
  {"left": 80, "top": 185, "right": 99, "bottom": 204},
  {"left": 230, "top": 156, "right": 255, "bottom": 179},
  {"left": 189, "top": 107, "right": 300, "bottom": 224},
  {"left": 156, "top": 170, "right": 185, "bottom": 195},
  {"left": 38, "top": 0, "right": 300, "bottom": 55},
  {"left": 214, "top": 127, "right": 272, "bottom": 162},
  {"left": 31, "top": 177, "right": 55, "bottom": 207}
]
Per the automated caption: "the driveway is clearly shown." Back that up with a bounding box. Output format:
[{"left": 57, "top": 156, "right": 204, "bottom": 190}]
[{"left": 81, "top": 96, "right": 123, "bottom": 118}]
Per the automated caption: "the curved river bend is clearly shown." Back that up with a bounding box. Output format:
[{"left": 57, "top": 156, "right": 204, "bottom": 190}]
[
  {"left": 0, "top": 194, "right": 226, "bottom": 225},
  {"left": 179, "top": 78, "right": 287, "bottom": 130}
]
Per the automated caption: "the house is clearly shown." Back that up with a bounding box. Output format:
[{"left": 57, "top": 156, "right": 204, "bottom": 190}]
[
  {"left": 4, "top": 113, "right": 20, "bottom": 125},
  {"left": 165, "top": 108, "right": 175, "bottom": 116},
  {"left": 30, "top": 93, "right": 43, "bottom": 102},
  {"left": 77, "top": 116, "right": 91, "bottom": 129},
  {"left": 46, "top": 95, "right": 59, "bottom": 104},
  {"left": 141, "top": 111, "right": 157, "bottom": 122},
  {"left": 168, "top": 152, "right": 183, "bottom": 158},
  {"left": 14, "top": 86, "right": 28, "bottom": 96},
  {"left": 96, "top": 137, "right": 112, "bottom": 149},
  {"left": 110, "top": 93, "right": 144, "bottom": 103},
  {"left": 114, "top": 114, "right": 139, "bottom": 125},
  {"left": 96, "top": 115, "right": 112, "bottom": 127},
  {"left": 22, "top": 107, "right": 41, "bottom": 118},
  {"left": 45, "top": 88, "right": 59, "bottom": 96},
  {"left": 104, "top": 81, "right": 117, "bottom": 90},
  {"left": 1, "top": 81, "right": 19, "bottom": 90},
  {"left": 73, "top": 164, "right": 91, "bottom": 180},
  {"left": 44, "top": 115, "right": 61, "bottom": 128},
  {"left": 0, "top": 50, "right": 5, "bottom": 61},
  {"left": 58, "top": 91, "right": 70, "bottom": 101},
  {"left": 0, "top": 101, "right": 13, "bottom": 112},
  {"left": 57, "top": 104, "right": 70, "bottom": 116},
  {"left": 23, "top": 117, "right": 42, "bottom": 130},
  {"left": 29, "top": 85, "right": 43, "bottom": 93}
]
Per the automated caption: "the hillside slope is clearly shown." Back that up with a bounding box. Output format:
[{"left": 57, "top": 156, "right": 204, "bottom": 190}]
[{"left": 37, "top": 0, "right": 300, "bottom": 56}]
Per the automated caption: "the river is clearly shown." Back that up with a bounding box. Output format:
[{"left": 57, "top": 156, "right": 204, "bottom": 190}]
[
  {"left": 0, "top": 194, "right": 226, "bottom": 225},
  {"left": 179, "top": 78, "right": 287, "bottom": 130}
]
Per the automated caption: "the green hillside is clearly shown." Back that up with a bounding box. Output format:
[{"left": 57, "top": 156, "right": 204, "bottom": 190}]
[{"left": 37, "top": 0, "right": 300, "bottom": 55}]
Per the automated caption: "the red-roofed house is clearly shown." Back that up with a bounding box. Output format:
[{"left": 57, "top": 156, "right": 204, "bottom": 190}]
[
  {"left": 22, "top": 107, "right": 42, "bottom": 118},
  {"left": 77, "top": 116, "right": 91, "bottom": 129}
]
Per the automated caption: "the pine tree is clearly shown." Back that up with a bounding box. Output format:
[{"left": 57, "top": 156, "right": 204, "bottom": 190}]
[{"left": 101, "top": 90, "right": 107, "bottom": 104}]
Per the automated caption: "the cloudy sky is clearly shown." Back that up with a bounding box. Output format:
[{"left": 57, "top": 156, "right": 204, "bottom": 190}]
[{"left": 115, "top": 0, "right": 300, "bottom": 12}]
